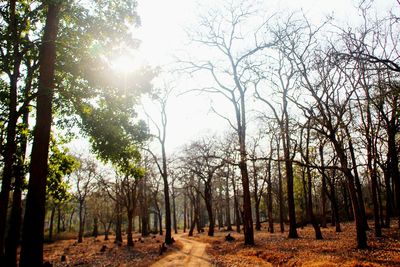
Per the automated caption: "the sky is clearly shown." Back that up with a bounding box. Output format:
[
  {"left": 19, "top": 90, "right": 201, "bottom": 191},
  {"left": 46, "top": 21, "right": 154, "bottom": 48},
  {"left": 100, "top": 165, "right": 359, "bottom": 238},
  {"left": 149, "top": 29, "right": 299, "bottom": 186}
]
[{"left": 111, "top": 0, "right": 394, "bottom": 152}]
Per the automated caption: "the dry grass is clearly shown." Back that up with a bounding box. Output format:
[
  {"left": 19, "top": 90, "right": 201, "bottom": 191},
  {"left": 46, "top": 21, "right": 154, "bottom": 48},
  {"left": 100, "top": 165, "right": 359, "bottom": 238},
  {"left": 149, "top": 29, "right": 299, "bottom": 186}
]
[
  {"left": 43, "top": 233, "right": 181, "bottom": 267},
  {"left": 193, "top": 221, "right": 400, "bottom": 267}
]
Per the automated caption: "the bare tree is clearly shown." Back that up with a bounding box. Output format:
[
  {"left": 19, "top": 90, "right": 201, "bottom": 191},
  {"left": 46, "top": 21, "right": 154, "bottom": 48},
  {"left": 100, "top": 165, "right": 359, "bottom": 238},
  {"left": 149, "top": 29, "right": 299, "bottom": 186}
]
[
  {"left": 181, "top": 136, "right": 225, "bottom": 236},
  {"left": 73, "top": 156, "right": 97, "bottom": 243},
  {"left": 144, "top": 86, "right": 174, "bottom": 244},
  {"left": 181, "top": 1, "right": 277, "bottom": 245},
  {"left": 254, "top": 46, "right": 299, "bottom": 238}
]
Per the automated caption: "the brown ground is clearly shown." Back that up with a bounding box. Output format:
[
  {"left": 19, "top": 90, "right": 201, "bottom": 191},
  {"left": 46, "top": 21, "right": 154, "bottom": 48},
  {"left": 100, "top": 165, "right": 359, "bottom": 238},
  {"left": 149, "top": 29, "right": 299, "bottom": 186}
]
[
  {"left": 43, "top": 221, "right": 400, "bottom": 267},
  {"left": 194, "top": 221, "right": 400, "bottom": 267},
  {"left": 43, "top": 233, "right": 181, "bottom": 267},
  {"left": 150, "top": 233, "right": 212, "bottom": 267}
]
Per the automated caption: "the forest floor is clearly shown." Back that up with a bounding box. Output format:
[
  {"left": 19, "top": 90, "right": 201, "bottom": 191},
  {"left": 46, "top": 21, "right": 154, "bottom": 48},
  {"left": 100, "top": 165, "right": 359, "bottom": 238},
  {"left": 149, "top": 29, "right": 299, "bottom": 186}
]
[
  {"left": 150, "top": 233, "right": 212, "bottom": 267},
  {"left": 42, "top": 221, "right": 400, "bottom": 266},
  {"left": 195, "top": 221, "right": 400, "bottom": 267},
  {"left": 43, "top": 233, "right": 182, "bottom": 266}
]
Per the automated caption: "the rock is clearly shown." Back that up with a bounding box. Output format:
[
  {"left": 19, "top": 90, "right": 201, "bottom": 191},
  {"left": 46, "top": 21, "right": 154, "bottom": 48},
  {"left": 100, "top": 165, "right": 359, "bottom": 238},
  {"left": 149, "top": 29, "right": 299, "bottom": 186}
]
[
  {"left": 100, "top": 245, "right": 107, "bottom": 252},
  {"left": 225, "top": 233, "right": 235, "bottom": 242}
]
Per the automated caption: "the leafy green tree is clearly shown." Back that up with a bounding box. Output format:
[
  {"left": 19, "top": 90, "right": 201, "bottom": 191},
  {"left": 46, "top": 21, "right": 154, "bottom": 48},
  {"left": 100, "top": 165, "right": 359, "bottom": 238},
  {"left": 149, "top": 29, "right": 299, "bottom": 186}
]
[{"left": 46, "top": 137, "right": 79, "bottom": 242}]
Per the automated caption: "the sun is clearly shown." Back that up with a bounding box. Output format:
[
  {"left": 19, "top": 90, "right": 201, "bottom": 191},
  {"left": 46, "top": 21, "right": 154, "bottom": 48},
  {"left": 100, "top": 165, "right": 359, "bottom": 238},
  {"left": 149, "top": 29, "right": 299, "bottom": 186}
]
[{"left": 110, "top": 55, "right": 140, "bottom": 74}]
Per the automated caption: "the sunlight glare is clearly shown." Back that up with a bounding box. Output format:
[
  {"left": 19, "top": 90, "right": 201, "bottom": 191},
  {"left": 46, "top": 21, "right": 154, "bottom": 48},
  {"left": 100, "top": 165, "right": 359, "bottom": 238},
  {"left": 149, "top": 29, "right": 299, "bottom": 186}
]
[{"left": 110, "top": 55, "right": 141, "bottom": 74}]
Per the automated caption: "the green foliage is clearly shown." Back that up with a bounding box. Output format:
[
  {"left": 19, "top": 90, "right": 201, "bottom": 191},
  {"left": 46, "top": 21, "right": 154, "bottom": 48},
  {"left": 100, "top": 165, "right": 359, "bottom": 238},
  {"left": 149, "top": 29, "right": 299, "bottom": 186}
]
[
  {"left": 49, "top": 1, "right": 155, "bottom": 177},
  {"left": 46, "top": 136, "right": 80, "bottom": 203}
]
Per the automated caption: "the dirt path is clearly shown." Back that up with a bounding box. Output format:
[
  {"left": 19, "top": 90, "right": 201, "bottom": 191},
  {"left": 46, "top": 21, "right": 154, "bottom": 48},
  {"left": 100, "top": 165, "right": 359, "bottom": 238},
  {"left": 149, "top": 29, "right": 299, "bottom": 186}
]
[{"left": 150, "top": 234, "right": 213, "bottom": 267}]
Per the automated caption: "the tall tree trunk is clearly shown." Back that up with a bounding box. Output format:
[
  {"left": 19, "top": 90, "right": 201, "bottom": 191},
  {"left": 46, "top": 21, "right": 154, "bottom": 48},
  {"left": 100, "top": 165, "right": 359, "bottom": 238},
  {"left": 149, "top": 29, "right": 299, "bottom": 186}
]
[
  {"left": 332, "top": 138, "right": 368, "bottom": 249},
  {"left": 304, "top": 126, "right": 322, "bottom": 239},
  {"left": 140, "top": 179, "right": 149, "bottom": 237},
  {"left": 363, "top": 85, "right": 382, "bottom": 236},
  {"left": 4, "top": 97, "right": 30, "bottom": 267},
  {"left": 301, "top": 169, "right": 308, "bottom": 225},
  {"left": 68, "top": 209, "right": 75, "bottom": 232},
  {"left": 237, "top": 91, "right": 254, "bottom": 245},
  {"left": 4, "top": 175, "right": 22, "bottom": 267},
  {"left": 153, "top": 212, "right": 158, "bottom": 233},
  {"left": 204, "top": 183, "right": 214, "bottom": 236},
  {"left": 188, "top": 191, "right": 200, "bottom": 237},
  {"left": 225, "top": 175, "right": 232, "bottom": 231},
  {"left": 284, "top": 145, "right": 298, "bottom": 238},
  {"left": 253, "top": 160, "right": 261, "bottom": 231},
  {"left": 343, "top": 182, "right": 353, "bottom": 221},
  {"left": 78, "top": 201, "right": 84, "bottom": 243},
  {"left": 0, "top": 0, "right": 20, "bottom": 257},
  {"left": 307, "top": 168, "right": 322, "bottom": 239},
  {"left": 115, "top": 203, "right": 123, "bottom": 243},
  {"left": 267, "top": 154, "right": 274, "bottom": 233},
  {"left": 277, "top": 141, "right": 285, "bottom": 233},
  {"left": 383, "top": 167, "right": 392, "bottom": 227},
  {"left": 326, "top": 167, "right": 341, "bottom": 232},
  {"left": 19, "top": 4, "right": 61, "bottom": 266},
  {"left": 348, "top": 135, "right": 369, "bottom": 231},
  {"left": 127, "top": 209, "right": 134, "bottom": 246},
  {"left": 183, "top": 192, "right": 187, "bottom": 233},
  {"left": 320, "top": 146, "right": 327, "bottom": 228},
  {"left": 232, "top": 176, "right": 241, "bottom": 233},
  {"left": 57, "top": 205, "right": 61, "bottom": 234},
  {"left": 387, "top": 121, "right": 400, "bottom": 228},
  {"left": 49, "top": 205, "right": 56, "bottom": 242},
  {"left": 172, "top": 187, "right": 178, "bottom": 234},
  {"left": 92, "top": 217, "right": 98, "bottom": 238},
  {"left": 239, "top": 159, "right": 254, "bottom": 244}
]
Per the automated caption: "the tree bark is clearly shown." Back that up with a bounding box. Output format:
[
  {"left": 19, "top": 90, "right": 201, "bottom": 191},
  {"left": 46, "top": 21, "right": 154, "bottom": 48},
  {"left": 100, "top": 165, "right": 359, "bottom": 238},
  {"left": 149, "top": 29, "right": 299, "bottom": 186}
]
[
  {"left": 204, "top": 183, "right": 214, "bottom": 236},
  {"left": 92, "top": 217, "right": 98, "bottom": 238},
  {"left": 225, "top": 174, "right": 233, "bottom": 231},
  {"left": 49, "top": 205, "right": 56, "bottom": 242},
  {"left": 0, "top": 0, "right": 21, "bottom": 257},
  {"left": 172, "top": 186, "right": 178, "bottom": 234},
  {"left": 332, "top": 138, "right": 368, "bottom": 248},
  {"left": 304, "top": 126, "right": 322, "bottom": 239},
  {"left": 19, "top": 4, "right": 61, "bottom": 266},
  {"left": 347, "top": 135, "right": 369, "bottom": 231},
  {"left": 277, "top": 141, "right": 285, "bottom": 233},
  {"left": 252, "top": 160, "right": 261, "bottom": 231},
  {"left": 114, "top": 202, "right": 123, "bottom": 243},
  {"left": 267, "top": 155, "right": 274, "bottom": 233},
  {"left": 183, "top": 192, "right": 187, "bottom": 233},
  {"left": 78, "top": 201, "right": 85, "bottom": 243},
  {"left": 127, "top": 209, "right": 134, "bottom": 246}
]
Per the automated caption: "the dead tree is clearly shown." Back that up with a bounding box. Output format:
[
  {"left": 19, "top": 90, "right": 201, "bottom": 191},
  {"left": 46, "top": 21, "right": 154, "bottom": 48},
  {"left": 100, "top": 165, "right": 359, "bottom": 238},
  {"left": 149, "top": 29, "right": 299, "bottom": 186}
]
[{"left": 181, "top": 1, "right": 278, "bottom": 245}]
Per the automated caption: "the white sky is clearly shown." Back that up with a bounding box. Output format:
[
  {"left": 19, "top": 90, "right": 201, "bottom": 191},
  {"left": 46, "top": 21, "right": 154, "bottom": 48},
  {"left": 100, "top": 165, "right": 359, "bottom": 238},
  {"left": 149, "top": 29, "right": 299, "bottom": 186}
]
[{"left": 128, "top": 0, "right": 394, "bottom": 152}]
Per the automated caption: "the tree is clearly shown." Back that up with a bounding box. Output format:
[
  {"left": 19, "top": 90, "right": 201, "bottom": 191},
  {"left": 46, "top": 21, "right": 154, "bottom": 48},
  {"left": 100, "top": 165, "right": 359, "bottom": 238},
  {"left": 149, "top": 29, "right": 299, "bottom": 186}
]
[
  {"left": 0, "top": 2, "right": 41, "bottom": 258},
  {"left": 248, "top": 134, "right": 267, "bottom": 231},
  {"left": 46, "top": 138, "right": 79, "bottom": 243},
  {"left": 182, "top": 1, "right": 276, "bottom": 245},
  {"left": 299, "top": 122, "right": 323, "bottom": 239},
  {"left": 144, "top": 85, "right": 173, "bottom": 244},
  {"left": 254, "top": 45, "right": 300, "bottom": 239},
  {"left": 19, "top": 3, "right": 62, "bottom": 266},
  {"left": 274, "top": 14, "right": 368, "bottom": 247},
  {"left": 181, "top": 136, "right": 225, "bottom": 236},
  {"left": 336, "top": 2, "right": 400, "bottom": 228},
  {"left": 72, "top": 156, "right": 97, "bottom": 243}
]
